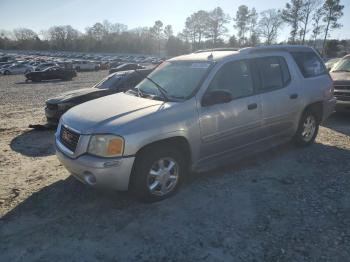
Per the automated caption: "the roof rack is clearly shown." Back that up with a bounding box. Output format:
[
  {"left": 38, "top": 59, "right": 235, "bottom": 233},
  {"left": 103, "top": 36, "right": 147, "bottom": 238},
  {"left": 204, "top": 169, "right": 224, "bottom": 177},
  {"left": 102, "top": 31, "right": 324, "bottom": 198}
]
[{"left": 194, "top": 48, "right": 240, "bottom": 53}]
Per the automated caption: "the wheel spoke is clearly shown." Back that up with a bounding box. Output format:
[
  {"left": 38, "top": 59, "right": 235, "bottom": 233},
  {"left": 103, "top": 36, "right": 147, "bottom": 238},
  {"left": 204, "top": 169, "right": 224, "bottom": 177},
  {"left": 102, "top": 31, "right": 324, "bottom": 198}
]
[
  {"left": 149, "top": 169, "right": 160, "bottom": 177},
  {"left": 167, "top": 161, "right": 175, "bottom": 172},
  {"left": 169, "top": 175, "right": 177, "bottom": 181},
  {"left": 149, "top": 181, "right": 160, "bottom": 191}
]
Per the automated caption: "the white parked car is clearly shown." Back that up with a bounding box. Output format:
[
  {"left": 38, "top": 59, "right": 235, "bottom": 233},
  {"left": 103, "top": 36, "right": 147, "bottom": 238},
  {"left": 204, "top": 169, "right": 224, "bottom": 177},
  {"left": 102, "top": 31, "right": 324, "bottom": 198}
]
[
  {"left": 0, "top": 64, "right": 34, "bottom": 75},
  {"left": 72, "top": 60, "right": 99, "bottom": 71}
]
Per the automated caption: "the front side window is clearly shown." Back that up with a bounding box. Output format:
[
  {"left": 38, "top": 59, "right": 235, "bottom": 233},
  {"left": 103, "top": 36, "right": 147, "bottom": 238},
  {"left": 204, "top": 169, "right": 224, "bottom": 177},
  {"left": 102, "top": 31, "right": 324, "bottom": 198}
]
[
  {"left": 207, "top": 60, "right": 254, "bottom": 99},
  {"left": 291, "top": 51, "right": 326, "bottom": 78},
  {"left": 255, "top": 56, "right": 290, "bottom": 91},
  {"left": 136, "top": 61, "right": 212, "bottom": 100}
]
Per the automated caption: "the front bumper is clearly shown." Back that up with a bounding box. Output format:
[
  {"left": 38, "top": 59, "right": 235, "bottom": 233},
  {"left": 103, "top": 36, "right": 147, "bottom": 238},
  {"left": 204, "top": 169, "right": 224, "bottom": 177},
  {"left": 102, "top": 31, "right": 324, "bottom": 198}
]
[
  {"left": 335, "top": 100, "right": 350, "bottom": 112},
  {"left": 323, "top": 97, "right": 337, "bottom": 121},
  {"left": 55, "top": 139, "right": 135, "bottom": 191}
]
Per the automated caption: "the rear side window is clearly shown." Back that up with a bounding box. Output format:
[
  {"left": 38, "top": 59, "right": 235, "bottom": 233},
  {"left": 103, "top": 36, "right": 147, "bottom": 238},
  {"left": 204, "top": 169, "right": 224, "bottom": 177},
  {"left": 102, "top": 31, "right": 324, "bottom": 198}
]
[
  {"left": 255, "top": 56, "right": 291, "bottom": 92},
  {"left": 208, "top": 60, "right": 254, "bottom": 99},
  {"left": 291, "top": 51, "right": 326, "bottom": 78}
]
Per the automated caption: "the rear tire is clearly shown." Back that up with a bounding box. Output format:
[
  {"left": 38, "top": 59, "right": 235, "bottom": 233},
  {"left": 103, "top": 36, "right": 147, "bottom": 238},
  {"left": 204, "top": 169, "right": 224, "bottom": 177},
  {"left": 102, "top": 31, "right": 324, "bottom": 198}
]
[
  {"left": 130, "top": 145, "right": 187, "bottom": 202},
  {"left": 293, "top": 109, "right": 319, "bottom": 147}
]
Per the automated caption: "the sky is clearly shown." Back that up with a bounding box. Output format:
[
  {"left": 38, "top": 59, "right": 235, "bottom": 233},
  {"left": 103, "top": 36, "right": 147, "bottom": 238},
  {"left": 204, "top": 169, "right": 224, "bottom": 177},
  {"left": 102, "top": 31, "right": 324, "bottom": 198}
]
[{"left": 1, "top": 0, "right": 350, "bottom": 42}]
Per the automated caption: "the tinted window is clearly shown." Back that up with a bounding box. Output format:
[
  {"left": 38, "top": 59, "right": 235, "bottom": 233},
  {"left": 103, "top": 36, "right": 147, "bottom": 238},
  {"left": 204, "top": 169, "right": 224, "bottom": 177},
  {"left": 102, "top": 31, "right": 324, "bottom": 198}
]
[
  {"left": 291, "top": 51, "right": 326, "bottom": 78},
  {"left": 255, "top": 56, "right": 290, "bottom": 91},
  {"left": 208, "top": 60, "right": 254, "bottom": 99},
  {"left": 94, "top": 74, "right": 126, "bottom": 89}
]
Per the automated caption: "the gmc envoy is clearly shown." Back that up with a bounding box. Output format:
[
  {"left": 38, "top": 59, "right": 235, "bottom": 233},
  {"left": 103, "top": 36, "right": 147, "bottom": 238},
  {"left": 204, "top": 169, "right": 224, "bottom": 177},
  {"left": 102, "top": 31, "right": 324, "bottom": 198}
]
[{"left": 55, "top": 46, "right": 335, "bottom": 201}]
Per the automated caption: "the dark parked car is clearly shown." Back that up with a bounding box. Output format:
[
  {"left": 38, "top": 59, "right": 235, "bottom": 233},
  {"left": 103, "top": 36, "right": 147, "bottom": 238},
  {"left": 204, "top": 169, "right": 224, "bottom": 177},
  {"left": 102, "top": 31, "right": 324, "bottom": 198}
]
[
  {"left": 330, "top": 54, "right": 350, "bottom": 112},
  {"left": 25, "top": 66, "right": 77, "bottom": 82},
  {"left": 109, "top": 63, "right": 145, "bottom": 74},
  {"left": 45, "top": 69, "right": 152, "bottom": 125}
]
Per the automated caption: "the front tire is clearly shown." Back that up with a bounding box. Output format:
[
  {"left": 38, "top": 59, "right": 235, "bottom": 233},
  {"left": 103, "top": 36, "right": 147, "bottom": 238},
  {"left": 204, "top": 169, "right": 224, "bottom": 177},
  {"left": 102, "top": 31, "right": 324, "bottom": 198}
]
[
  {"left": 293, "top": 109, "right": 319, "bottom": 147},
  {"left": 4, "top": 70, "right": 10, "bottom": 75},
  {"left": 130, "top": 145, "right": 187, "bottom": 202}
]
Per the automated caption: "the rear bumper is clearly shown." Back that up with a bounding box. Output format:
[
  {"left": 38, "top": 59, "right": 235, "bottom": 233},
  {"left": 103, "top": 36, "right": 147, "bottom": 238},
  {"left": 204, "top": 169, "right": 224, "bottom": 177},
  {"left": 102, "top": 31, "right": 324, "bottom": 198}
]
[{"left": 55, "top": 140, "right": 135, "bottom": 191}]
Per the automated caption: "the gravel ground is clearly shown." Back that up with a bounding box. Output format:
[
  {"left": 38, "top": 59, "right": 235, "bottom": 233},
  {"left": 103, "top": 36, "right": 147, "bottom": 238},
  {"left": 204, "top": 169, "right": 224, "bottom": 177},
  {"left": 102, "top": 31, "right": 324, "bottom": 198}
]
[{"left": 0, "top": 72, "right": 349, "bottom": 261}]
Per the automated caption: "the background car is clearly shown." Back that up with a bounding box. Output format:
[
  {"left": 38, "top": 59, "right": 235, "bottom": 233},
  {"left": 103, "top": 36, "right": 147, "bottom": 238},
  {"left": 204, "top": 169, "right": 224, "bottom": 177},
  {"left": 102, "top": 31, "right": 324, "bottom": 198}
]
[
  {"left": 72, "top": 60, "right": 99, "bottom": 71},
  {"left": 325, "top": 58, "right": 341, "bottom": 71},
  {"left": 25, "top": 66, "right": 77, "bottom": 82},
  {"left": 45, "top": 68, "right": 152, "bottom": 125},
  {"left": 109, "top": 63, "right": 145, "bottom": 74},
  {"left": 330, "top": 54, "right": 350, "bottom": 112},
  {"left": 0, "top": 64, "right": 33, "bottom": 75}
]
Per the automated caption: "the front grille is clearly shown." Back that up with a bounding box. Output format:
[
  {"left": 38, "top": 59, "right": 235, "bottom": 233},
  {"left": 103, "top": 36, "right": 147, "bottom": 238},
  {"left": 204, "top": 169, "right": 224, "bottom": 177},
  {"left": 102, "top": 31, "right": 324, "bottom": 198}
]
[
  {"left": 59, "top": 125, "right": 80, "bottom": 152},
  {"left": 334, "top": 85, "right": 350, "bottom": 101},
  {"left": 46, "top": 103, "right": 58, "bottom": 110}
]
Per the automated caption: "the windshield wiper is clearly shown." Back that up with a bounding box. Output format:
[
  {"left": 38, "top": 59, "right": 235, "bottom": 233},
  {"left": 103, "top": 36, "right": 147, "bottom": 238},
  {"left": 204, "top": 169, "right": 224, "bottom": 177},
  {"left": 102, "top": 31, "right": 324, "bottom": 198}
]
[{"left": 134, "top": 69, "right": 169, "bottom": 101}]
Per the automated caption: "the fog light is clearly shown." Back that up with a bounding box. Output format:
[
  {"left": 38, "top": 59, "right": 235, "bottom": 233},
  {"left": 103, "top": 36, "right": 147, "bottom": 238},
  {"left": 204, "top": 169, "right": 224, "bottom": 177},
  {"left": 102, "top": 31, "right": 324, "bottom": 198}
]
[{"left": 84, "top": 172, "right": 97, "bottom": 185}]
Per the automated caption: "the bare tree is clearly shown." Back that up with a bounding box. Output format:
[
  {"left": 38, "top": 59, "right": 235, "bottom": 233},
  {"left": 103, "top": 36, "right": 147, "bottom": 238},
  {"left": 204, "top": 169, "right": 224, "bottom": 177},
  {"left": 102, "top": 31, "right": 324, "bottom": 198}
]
[
  {"left": 258, "top": 9, "right": 284, "bottom": 45},
  {"left": 206, "top": 7, "right": 230, "bottom": 47}
]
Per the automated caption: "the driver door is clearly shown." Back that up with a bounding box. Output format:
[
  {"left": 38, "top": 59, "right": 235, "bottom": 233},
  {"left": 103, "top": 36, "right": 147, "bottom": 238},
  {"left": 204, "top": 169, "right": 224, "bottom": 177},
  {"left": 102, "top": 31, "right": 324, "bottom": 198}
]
[{"left": 198, "top": 59, "right": 262, "bottom": 163}]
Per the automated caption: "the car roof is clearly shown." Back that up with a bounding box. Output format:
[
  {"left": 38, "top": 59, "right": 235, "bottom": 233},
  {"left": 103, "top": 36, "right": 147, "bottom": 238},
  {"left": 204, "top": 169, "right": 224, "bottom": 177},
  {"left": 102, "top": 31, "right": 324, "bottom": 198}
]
[{"left": 169, "top": 45, "right": 316, "bottom": 62}]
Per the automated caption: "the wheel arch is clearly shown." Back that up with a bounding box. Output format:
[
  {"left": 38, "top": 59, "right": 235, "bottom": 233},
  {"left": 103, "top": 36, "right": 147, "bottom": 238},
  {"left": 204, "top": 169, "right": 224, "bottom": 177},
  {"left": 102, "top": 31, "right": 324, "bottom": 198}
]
[
  {"left": 128, "top": 136, "right": 192, "bottom": 188},
  {"left": 302, "top": 101, "right": 323, "bottom": 123}
]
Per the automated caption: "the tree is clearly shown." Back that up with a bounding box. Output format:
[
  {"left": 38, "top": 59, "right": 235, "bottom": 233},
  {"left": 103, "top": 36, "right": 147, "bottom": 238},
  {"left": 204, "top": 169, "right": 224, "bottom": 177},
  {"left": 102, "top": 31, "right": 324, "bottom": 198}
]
[
  {"left": 164, "top": 25, "right": 173, "bottom": 40},
  {"left": 282, "top": 0, "right": 303, "bottom": 44},
  {"left": 311, "top": 6, "right": 325, "bottom": 47},
  {"left": 321, "top": 0, "right": 344, "bottom": 54},
  {"left": 258, "top": 9, "right": 284, "bottom": 45},
  {"left": 150, "top": 20, "right": 164, "bottom": 55},
  {"left": 234, "top": 5, "right": 250, "bottom": 46},
  {"left": 206, "top": 7, "right": 230, "bottom": 47},
  {"left": 248, "top": 8, "right": 259, "bottom": 45},
  {"left": 324, "top": 39, "right": 340, "bottom": 57},
  {"left": 183, "top": 10, "right": 210, "bottom": 50},
  {"left": 228, "top": 34, "right": 238, "bottom": 47},
  {"left": 299, "top": 0, "right": 320, "bottom": 44}
]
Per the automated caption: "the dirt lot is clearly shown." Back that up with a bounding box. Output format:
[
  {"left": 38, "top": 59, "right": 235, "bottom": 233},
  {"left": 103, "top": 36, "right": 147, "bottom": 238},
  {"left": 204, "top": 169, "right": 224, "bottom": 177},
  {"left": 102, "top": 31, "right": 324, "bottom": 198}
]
[{"left": 0, "top": 72, "right": 349, "bottom": 261}]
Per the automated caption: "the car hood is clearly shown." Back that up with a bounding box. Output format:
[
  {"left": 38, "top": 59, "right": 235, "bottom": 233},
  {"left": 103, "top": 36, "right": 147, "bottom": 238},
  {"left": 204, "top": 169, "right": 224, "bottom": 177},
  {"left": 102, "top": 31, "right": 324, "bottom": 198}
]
[
  {"left": 61, "top": 93, "right": 165, "bottom": 134},
  {"left": 330, "top": 72, "right": 350, "bottom": 84},
  {"left": 47, "top": 88, "right": 103, "bottom": 103}
]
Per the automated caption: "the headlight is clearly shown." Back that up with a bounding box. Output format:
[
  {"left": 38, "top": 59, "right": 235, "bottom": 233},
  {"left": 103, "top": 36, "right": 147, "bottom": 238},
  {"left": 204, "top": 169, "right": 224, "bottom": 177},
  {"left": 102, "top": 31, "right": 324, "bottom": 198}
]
[{"left": 88, "top": 135, "right": 124, "bottom": 157}]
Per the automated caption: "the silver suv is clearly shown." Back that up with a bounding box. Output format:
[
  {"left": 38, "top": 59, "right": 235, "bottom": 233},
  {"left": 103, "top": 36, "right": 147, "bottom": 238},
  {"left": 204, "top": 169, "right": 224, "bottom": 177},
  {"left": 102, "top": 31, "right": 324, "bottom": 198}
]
[{"left": 55, "top": 46, "right": 335, "bottom": 201}]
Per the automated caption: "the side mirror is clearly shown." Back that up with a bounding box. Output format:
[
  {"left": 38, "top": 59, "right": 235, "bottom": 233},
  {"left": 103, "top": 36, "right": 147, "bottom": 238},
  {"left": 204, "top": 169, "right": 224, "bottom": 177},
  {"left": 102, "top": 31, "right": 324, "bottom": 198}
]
[{"left": 202, "top": 90, "right": 233, "bottom": 107}]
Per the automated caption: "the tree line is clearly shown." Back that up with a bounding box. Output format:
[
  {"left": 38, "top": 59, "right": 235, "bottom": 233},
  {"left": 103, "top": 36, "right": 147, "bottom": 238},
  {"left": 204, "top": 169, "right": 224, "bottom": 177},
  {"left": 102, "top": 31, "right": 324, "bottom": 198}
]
[{"left": 0, "top": 0, "right": 345, "bottom": 57}]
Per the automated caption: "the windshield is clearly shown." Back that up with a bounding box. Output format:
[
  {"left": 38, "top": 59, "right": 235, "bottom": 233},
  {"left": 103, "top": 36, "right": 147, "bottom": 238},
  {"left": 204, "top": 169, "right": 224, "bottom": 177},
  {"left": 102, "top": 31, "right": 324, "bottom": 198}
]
[
  {"left": 93, "top": 73, "right": 126, "bottom": 89},
  {"left": 135, "top": 61, "right": 212, "bottom": 100},
  {"left": 331, "top": 58, "right": 350, "bottom": 72}
]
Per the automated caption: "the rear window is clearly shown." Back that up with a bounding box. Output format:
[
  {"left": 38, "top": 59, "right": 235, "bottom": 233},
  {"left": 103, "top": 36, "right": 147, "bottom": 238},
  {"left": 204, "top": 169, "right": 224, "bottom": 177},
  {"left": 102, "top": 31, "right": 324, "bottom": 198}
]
[
  {"left": 291, "top": 51, "right": 326, "bottom": 78},
  {"left": 255, "top": 56, "right": 291, "bottom": 91}
]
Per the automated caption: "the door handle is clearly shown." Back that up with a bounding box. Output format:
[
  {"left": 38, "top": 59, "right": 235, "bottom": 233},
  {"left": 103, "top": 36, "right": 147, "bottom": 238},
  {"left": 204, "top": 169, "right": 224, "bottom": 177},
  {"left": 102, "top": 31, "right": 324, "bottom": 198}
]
[
  {"left": 247, "top": 103, "right": 258, "bottom": 110},
  {"left": 290, "top": 94, "right": 298, "bottom": 99}
]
